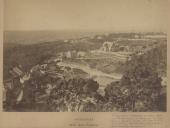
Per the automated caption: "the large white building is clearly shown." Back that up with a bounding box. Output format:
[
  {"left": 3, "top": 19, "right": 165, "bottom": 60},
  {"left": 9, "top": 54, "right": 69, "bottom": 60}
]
[{"left": 100, "top": 41, "right": 114, "bottom": 52}]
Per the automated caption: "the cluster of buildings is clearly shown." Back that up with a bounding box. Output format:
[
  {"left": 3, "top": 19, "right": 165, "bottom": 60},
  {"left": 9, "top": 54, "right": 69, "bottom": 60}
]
[
  {"left": 99, "top": 41, "right": 132, "bottom": 53},
  {"left": 98, "top": 39, "right": 159, "bottom": 55},
  {"left": 57, "top": 51, "right": 86, "bottom": 59}
]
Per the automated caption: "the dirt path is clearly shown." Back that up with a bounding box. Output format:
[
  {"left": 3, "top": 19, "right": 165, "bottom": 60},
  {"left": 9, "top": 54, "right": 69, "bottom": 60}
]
[{"left": 58, "top": 62, "right": 122, "bottom": 80}]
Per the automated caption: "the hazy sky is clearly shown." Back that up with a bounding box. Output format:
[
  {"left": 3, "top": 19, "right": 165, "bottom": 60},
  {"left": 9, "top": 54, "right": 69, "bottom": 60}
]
[{"left": 4, "top": 0, "right": 168, "bottom": 32}]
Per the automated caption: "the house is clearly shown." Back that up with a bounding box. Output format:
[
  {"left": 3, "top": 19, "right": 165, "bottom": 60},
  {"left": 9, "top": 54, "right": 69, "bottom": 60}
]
[
  {"left": 77, "top": 51, "right": 86, "bottom": 57},
  {"left": 9, "top": 66, "right": 23, "bottom": 78},
  {"left": 65, "top": 51, "right": 72, "bottom": 58},
  {"left": 100, "top": 41, "right": 113, "bottom": 52},
  {"left": 13, "top": 67, "right": 23, "bottom": 76}
]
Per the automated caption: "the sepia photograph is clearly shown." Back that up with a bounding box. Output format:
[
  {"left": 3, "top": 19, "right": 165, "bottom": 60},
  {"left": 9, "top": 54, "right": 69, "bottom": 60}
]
[{"left": 3, "top": 0, "right": 167, "bottom": 112}]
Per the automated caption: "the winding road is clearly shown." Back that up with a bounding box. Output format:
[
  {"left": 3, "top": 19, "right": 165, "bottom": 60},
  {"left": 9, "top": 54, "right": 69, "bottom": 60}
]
[{"left": 57, "top": 62, "right": 122, "bottom": 80}]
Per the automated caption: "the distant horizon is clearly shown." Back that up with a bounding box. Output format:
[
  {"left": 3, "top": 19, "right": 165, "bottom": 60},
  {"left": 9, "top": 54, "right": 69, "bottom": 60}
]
[
  {"left": 4, "top": 29, "right": 167, "bottom": 34},
  {"left": 4, "top": 29, "right": 167, "bottom": 45}
]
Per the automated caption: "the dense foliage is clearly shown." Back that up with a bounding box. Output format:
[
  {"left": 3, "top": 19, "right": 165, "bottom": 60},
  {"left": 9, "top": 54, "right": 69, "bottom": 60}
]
[
  {"left": 103, "top": 46, "right": 167, "bottom": 111},
  {"left": 4, "top": 51, "right": 166, "bottom": 111}
]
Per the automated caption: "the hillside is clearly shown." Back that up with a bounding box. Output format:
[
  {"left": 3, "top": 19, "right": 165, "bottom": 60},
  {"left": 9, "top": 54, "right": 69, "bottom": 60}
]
[
  {"left": 3, "top": 32, "right": 167, "bottom": 80},
  {"left": 3, "top": 40, "right": 102, "bottom": 79}
]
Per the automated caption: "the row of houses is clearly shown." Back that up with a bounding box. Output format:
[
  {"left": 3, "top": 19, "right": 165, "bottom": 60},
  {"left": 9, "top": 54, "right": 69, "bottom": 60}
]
[
  {"left": 99, "top": 40, "right": 159, "bottom": 53},
  {"left": 99, "top": 41, "right": 131, "bottom": 52}
]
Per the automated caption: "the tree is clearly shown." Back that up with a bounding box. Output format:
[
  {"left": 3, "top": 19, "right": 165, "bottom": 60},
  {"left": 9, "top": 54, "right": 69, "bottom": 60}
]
[
  {"left": 82, "top": 78, "right": 99, "bottom": 93},
  {"left": 120, "top": 55, "right": 162, "bottom": 111},
  {"left": 104, "top": 81, "right": 125, "bottom": 111}
]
